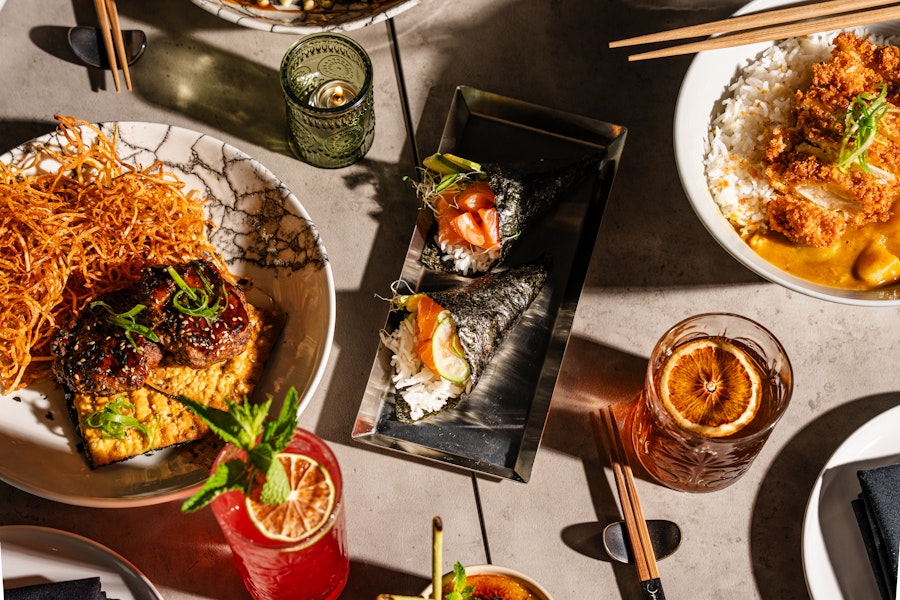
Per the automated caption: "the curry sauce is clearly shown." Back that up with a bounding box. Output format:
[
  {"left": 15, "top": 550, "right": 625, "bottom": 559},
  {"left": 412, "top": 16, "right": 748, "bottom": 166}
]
[{"left": 748, "top": 200, "right": 900, "bottom": 290}]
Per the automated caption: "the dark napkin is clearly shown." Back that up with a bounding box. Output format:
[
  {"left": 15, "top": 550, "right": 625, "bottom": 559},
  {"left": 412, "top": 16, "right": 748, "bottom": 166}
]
[
  {"left": 4, "top": 576, "right": 110, "bottom": 599},
  {"left": 853, "top": 462, "right": 900, "bottom": 600}
]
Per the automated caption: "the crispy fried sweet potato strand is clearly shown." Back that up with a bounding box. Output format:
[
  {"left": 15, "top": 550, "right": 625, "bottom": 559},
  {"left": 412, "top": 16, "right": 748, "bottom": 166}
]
[{"left": 0, "top": 116, "right": 222, "bottom": 393}]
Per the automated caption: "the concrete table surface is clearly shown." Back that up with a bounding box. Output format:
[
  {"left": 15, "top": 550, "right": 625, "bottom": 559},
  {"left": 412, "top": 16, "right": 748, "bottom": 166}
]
[{"left": 1, "top": 0, "right": 897, "bottom": 599}]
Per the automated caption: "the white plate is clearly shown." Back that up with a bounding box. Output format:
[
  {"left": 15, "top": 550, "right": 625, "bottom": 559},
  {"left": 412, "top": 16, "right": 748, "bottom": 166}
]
[
  {"left": 0, "top": 525, "right": 163, "bottom": 599},
  {"left": 0, "top": 121, "right": 335, "bottom": 507},
  {"left": 191, "top": 0, "right": 420, "bottom": 34},
  {"left": 802, "top": 404, "right": 900, "bottom": 599},
  {"left": 674, "top": 0, "right": 900, "bottom": 305}
]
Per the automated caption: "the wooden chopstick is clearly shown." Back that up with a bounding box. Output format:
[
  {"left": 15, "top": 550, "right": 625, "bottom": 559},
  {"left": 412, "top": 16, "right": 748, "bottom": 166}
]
[
  {"left": 623, "top": 1, "right": 900, "bottom": 61},
  {"left": 93, "top": 0, "right": 120, "bottom": 92},
  {"left": 93, "top": 0, "right": 132, "bottom": 91},
  {"left": 105, "top": 0, "right": 132, "bottom": 91},
  {"left": 611, "top": 0, "right": 900, "bottom": 48},
  {"left": 593, "top": 407, "right": 664, "bottom": 598}
]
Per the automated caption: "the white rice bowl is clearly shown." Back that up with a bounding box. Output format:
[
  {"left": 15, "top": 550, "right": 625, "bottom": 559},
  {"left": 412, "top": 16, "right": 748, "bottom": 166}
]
[{"left": 674, "top": 10, "right": 900, "bottom": 305}]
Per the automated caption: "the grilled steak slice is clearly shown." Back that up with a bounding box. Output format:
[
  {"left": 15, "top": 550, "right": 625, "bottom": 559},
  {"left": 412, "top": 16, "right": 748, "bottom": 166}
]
[
  {"left": 51, "top": 290, "right": 163, "bottom": 395},
  {"left": 138, "top": 259, "right": 252, "bottom": 369}
]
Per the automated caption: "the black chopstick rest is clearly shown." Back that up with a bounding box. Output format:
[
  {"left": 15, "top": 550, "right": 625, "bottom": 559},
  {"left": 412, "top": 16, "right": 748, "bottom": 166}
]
[{"left": 640, "top": 577, "right": 666, "bottom": 599}]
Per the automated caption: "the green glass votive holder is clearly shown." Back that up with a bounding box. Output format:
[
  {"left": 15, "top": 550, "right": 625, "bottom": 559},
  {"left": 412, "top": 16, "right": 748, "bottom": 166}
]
[{"left": 280, "top": 33, "right": 375, "bottom": 169}]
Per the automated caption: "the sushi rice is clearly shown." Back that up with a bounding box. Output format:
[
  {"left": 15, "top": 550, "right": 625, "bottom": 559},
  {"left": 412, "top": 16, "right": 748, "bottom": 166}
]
[
  {"left": 380, "top": 313, "right": 471, "bottom": 421},
  {"left": 438, "top": 240, "right": 501, "bottom": 276}
]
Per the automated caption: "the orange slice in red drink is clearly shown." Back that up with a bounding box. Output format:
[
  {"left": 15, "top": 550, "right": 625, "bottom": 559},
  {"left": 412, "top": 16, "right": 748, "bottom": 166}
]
[
  {"left": 246, "top": 453, "right": 335, "bottom": 543},
  {"left": 658, "top": 337, "right": 762, "bottom": 438}
]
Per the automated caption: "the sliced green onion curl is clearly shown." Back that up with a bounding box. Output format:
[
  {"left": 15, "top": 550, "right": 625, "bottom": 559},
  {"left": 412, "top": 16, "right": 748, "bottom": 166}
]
[
  {"left": 837, "top": 83, "right": 897, "bottom": 172},
  {"left": 166, "top": 266, "right": 228, "bottom": 323},
  {"left": 90, "top": 300, "right": 159, "bottom": 350},
  {"left": 79, "top": 398, "right": 159, "bottom": 452}
]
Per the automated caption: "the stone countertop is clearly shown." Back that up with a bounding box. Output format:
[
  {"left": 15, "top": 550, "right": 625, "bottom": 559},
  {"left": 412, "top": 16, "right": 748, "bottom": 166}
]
[{"left": 1, "top": 0, "right": 897, "bottom": 599}]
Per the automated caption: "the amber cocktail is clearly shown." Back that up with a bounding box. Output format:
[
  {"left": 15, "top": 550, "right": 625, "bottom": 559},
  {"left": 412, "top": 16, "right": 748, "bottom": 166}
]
[{"left": 631, "top": 313, "right": 792, "bottom": 493}]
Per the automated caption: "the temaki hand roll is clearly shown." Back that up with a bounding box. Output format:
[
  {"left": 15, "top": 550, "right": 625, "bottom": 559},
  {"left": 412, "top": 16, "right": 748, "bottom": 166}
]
[
  {"left": 413, "top": 152, "right": 603, "bottom": 276},
  {"left": 380, "top": 261, "right": 550, "bottom": 422}
]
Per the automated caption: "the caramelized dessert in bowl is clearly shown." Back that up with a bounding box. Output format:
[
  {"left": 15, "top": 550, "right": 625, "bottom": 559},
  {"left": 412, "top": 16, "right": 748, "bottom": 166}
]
[{"left": 420, "top": 564, "right": 553, "bottom": 600}]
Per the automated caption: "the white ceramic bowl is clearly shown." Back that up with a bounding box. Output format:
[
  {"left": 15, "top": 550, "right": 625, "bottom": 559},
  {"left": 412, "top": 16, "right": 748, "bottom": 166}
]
[
  {"left": 420, "top": 564, "right": 553, "bottom": 600},
  {"left": 673, "top": 0, "right": 900, "bottom": 306},
  {"left": 190, "top": 0, "right": 420, "bottom": 34}
]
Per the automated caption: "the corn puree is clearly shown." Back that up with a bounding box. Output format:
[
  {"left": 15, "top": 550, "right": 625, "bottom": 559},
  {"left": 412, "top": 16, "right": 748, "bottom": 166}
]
[{"left": 70, "top": 303, "right": 283, "bottom": 468}]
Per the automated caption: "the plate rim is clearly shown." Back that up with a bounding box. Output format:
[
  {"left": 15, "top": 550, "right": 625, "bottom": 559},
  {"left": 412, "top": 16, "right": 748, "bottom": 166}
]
[
  {"left": 801, "top": 404, "right": 900, "bottom": 599},
  {"left": 190, "top": 0, "right": 421, "bottom": 33},
  {"left": 0, "top": 524, "right": 164, "bottom": 600},
  {"left": 0, "top": 120, "right": 336, "bottom": 507}
]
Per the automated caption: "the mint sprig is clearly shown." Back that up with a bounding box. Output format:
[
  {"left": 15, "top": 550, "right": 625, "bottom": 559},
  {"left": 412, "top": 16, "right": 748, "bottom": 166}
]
[
  {"left": 446, "top": 562, "right": 475, "bottom": 600},
  {"left": 178, "top": 387, "right": 300, "bottom": 513}
]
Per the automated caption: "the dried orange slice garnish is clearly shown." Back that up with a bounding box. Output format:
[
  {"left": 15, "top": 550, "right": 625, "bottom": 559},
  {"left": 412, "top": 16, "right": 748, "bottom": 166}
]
[
  {"left": 246, "top": 453, "right": 335, "bottom": 543},
  {"left": 659, "top": 337, "right": 762, "bottom": 438}
]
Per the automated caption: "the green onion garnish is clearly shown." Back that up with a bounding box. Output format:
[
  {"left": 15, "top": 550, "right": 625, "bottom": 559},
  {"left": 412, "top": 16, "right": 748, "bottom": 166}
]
[
  {"left": 166, "top": 266, "right": 227, "bottom": 323},
  {"left": 837, "top": 83, "right": 896, "bottom": 173},
  {"left": 90, "top": 301, "right": 159, "bottom": 350},
  {"left": 79, "top": 398, "right": 158, "bottom": 452}
]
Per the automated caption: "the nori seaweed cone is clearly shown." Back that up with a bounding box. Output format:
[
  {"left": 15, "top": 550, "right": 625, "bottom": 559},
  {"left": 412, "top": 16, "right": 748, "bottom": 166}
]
[
  {"left": 393, "top": 260, "right": 550, "bottom": 422},
  {"left": 419, "top": 151, "right": 602, "bottom": 274}
]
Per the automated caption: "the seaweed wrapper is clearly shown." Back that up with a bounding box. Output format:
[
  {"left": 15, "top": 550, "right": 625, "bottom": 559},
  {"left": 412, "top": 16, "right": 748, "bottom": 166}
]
[
  {"left": 393, "top": 261, "right": 550, "bottom": 422},
  {"left": 419, "top": 152, "right": 602, "bottom": 274}
]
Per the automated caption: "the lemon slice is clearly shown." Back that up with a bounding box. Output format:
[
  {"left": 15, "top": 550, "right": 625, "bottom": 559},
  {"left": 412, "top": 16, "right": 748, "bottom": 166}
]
[
  {"left": 246, "top": 453, "right": 335, "bottom": 544},
  {"left": 659, "top": 337, "right": 762, "bottom": 438}
]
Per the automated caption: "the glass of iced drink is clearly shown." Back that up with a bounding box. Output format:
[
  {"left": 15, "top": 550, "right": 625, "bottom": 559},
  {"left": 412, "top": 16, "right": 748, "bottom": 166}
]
[
  {"left": 210, "top": 428, "right": 349, "bottom": 600},
  {"left": 630, "top": 313, "right": 792, "bottom": 493}
]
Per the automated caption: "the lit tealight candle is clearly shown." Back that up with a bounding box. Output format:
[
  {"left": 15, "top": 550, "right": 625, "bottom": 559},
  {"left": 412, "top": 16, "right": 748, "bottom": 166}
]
[{"left": 311, "top": 80, "right": 358, "bottom": 109}]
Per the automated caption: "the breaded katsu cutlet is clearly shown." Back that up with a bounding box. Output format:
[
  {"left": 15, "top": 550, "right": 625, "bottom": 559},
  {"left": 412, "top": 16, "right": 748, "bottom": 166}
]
[{"left": 764, "top": 32, "right": 900, "bottom": 247}]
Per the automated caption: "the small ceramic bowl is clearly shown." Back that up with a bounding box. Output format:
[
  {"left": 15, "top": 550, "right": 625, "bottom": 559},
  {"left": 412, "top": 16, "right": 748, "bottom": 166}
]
[{"left": 420, "top": 564, "right": 554, "bottom": 600}]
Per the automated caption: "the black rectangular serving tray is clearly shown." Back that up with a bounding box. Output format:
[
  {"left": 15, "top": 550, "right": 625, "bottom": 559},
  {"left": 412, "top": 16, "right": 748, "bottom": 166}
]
[{"left": 352, "top": 85, "right": 626, "bottom": 482}]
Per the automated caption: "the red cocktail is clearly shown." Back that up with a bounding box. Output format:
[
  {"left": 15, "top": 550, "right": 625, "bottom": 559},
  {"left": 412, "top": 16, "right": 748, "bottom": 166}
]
[{"left": 210, "top": 428, "right": 349, "bottom": 600}]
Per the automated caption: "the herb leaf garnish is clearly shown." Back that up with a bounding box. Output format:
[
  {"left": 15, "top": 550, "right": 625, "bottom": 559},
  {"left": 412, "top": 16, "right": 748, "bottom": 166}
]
[
  {"left": 91, "top": 300, "right": 159, "bottom": 350},
  {"left": 445, "top": 562, "right": 475, "bottom": 600},
  {"left": 179, "top": 387, "right": 300, "bottom": 513},
  {"left": 837, "top": 83, "right": 897, "bottom": 172}
]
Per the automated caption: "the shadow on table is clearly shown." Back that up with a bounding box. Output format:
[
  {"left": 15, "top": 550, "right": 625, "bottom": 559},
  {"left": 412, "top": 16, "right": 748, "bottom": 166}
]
[
  {"left": 344, "top": 561, "right": 429, "bottom": 598},
  {"left": 130, "top": 35, "right": 292, "bottom": 157},
  {"left": 0, "top": 481, "right": 253, "bottom": 600},
  {"left": 749, "top": 391, "right": 900, "bottom": 600},
  {"left": 0, "top": 119, "right": 60, "bottom": 153},
  {"left": 23, "top": 1, "right": 290, "bottom": 153},
  {"left": 547, "top": 335, "right": 668, "bottom": 600},
  {"left": 310, "top": 155, "right": 422, "bottom": 443}
]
